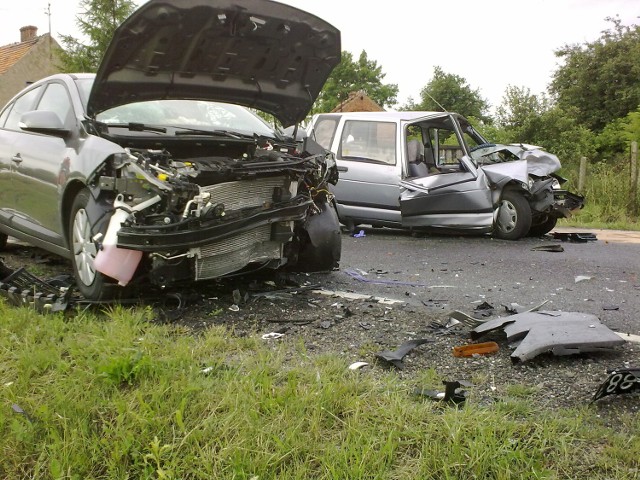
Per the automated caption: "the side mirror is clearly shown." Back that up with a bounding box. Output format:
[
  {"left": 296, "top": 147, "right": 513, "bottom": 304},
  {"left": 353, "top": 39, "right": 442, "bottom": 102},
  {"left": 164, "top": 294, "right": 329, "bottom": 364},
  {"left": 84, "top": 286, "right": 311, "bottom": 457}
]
[{"left": 19, "top": 110, "right": 70, "bottom": 138}]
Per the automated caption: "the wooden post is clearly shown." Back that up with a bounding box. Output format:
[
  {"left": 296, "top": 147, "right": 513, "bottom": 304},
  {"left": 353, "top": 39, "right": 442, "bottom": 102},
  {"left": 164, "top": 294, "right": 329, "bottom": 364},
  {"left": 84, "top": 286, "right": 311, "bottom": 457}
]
[
  {"left": 632, "top": 141, "right": 638, "bottom": 215},
  {"left": 578, "top": 157, "right": 587, "bottom": 194}
]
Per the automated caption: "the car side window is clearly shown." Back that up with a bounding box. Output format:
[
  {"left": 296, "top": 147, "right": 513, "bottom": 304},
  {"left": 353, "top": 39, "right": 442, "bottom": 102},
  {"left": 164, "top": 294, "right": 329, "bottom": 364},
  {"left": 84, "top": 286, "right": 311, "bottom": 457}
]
[
  {"left": 339, "top": 120, "right": 396, "bottom": 165},
  {"left": 427, "top": 127, "right": 464, "bottom": 166},
  {"left": 4, "top": 85, "right": 43, "bottom": 131},
  {"left": 313, "top": 117, "right": 338, "bottom": 150},
  {"left": 37, "top": 82, "right": 72, "bottom": 124}
]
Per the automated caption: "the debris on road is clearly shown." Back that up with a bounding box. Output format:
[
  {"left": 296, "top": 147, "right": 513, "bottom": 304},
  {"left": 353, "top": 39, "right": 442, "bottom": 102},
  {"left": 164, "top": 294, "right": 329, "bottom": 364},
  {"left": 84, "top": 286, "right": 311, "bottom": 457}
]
[
  {"left": 453, "top": 341, "right": 499, "bottom": 357},
  {"left": 348, "top": 361, "right": 369, "bottom": 370},
  {"left": 531, "top": 244, "right": 564, "bottom": 252},
  {"left": 374, "top": 339, "right": 432, "bottom": 370},
  {"left": 415, "top": 380, "right": 472, "bottom": 405},
  {"left": 471, "top": 311, "right": 626, "bottom": 363},
  {"left": 593, "top": 368, "right": 640, "bottom": 402},
  {"left": 551, "top": 232, "right": 597, "bottom": 242}
]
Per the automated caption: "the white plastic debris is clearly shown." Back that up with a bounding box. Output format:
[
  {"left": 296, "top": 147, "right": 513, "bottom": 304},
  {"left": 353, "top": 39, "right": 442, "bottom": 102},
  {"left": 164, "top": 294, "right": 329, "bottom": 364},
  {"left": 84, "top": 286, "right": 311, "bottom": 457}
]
[
  {"left": 261, "top": 332, "right": 285, "bottom": 340},
  {"left": 348, "top": 361, "right": 369, "bottom": 370}
]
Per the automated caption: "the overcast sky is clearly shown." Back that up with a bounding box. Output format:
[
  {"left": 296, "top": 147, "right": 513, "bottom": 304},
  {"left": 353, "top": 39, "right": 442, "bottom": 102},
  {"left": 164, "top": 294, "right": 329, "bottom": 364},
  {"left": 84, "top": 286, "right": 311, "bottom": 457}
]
[{"left": 1, "top": 0, "right": 638, "bottom": 110}]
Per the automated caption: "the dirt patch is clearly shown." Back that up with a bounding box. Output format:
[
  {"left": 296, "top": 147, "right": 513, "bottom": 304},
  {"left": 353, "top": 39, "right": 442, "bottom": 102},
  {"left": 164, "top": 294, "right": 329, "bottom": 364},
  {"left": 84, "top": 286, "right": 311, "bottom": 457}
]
[{"left": 1, "top": 239, "right": 639, "bottom": 419}]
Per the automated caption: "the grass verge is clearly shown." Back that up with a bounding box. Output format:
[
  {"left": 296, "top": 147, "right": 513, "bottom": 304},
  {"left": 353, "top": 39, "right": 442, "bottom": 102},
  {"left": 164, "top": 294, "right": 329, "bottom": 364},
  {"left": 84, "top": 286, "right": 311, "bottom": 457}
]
[{"left": 1, "top": 302, "right": 638, "bottom": 479}]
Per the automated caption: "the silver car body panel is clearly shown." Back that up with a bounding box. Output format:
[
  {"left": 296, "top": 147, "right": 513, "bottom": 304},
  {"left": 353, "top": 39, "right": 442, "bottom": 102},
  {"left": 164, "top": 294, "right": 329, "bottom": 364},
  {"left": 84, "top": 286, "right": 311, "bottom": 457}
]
[{"left": 471, "top": 311, "right": 626, "bottom": 363}]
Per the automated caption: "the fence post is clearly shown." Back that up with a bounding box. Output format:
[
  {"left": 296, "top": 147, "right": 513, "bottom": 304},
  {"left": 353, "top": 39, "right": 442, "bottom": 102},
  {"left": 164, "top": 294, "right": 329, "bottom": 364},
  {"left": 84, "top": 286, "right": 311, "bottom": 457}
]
[
  {"left": 632, "top": 141, "right": 638, "bottom": 215},
  {"left": 578, "top": 157, "right": 587, "bottom": 194}
]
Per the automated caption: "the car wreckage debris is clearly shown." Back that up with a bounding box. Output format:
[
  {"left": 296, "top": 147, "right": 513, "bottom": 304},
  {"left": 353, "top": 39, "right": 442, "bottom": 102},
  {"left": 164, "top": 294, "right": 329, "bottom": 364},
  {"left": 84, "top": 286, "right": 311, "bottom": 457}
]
[
  {"left": 592, "top": 368, "right": 640, "bottom": 402},
  {"left": 0, "top": 260, "right": 72, "bottom": 312},
  {"left": 551, "top": 232, "right": 597, "bottom": 242},
  {"left": 471, "top": 311, "right": 626, "bottom": 363},
  {"left": 453, "top": 341, "right": 499, "bottom": 357},
  {"left": 415, "top": 380, "right": 473, "bottom": 405},
  {"left": 374, "top": 338, "right": 432, "bottom": 369}
]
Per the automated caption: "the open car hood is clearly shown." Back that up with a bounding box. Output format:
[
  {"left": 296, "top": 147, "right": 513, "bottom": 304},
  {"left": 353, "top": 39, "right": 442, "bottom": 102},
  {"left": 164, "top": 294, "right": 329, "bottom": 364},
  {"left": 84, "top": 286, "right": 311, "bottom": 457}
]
[{"left": 87, "top": 0, "right": 341, "bottom": 126}]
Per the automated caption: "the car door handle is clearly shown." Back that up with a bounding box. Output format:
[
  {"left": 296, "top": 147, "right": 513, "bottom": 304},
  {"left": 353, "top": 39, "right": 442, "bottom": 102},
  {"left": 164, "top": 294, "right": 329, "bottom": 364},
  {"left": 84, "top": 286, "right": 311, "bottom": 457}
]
[
  {"left": 337, "top": 166, "right": 348, "bottom": 172},
  {"left": 11, "top": 154, "right": 22, "bottom": 164}
]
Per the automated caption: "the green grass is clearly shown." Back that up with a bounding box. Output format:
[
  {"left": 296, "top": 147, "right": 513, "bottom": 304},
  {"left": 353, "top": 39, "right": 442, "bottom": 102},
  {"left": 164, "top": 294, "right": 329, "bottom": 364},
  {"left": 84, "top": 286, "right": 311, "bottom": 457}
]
[
  {"left": 1, "top": 301, "right": 639, "bottom": 479},
  {"left": 561, "top": 160, "right": 640, "bottom": 230}
]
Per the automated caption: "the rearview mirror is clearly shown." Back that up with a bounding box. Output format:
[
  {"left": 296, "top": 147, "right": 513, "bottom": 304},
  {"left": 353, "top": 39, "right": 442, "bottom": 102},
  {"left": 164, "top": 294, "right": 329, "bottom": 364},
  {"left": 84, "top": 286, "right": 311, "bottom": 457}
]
[{"left": 19, "top": 110, "right": 70, "bottom": 138}]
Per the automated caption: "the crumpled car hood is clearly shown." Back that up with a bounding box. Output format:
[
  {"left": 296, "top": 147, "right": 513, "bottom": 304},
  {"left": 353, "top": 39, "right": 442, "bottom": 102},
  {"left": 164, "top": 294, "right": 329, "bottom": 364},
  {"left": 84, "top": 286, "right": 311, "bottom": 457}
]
[
  {"left": 475, "top": 144, "right": 562, "bottom": 184},
  {"left": 87, "top": 0, "right": 341, "bottom": 126}
]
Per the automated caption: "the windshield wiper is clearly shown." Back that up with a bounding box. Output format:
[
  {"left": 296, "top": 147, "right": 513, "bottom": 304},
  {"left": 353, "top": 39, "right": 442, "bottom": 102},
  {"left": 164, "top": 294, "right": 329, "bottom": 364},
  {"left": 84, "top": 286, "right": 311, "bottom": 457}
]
[
  {"left": 174, "top": 127, "right": 243, "bottom": 139},
  {"left": 104, "top": 122, "right": 167, "bottom": 134}
]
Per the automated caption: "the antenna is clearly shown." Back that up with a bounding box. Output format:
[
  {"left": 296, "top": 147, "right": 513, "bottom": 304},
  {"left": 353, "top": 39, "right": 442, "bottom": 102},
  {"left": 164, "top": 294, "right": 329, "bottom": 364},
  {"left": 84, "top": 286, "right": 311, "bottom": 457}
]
[{"left": 423, "top": 90, "right": 448, "bottom": 113}]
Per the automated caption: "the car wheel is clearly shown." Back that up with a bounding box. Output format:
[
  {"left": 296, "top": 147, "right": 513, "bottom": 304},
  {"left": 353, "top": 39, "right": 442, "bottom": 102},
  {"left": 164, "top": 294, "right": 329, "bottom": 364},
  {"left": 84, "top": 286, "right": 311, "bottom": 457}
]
[
  {"left": 68, "top": 189, "right": 116, "bottom": 300},
  {"left": 0, "top": 232, "right": 7, "bottom": 250},
  {"left": 494, "top": 189, "right": 532, "bottom": 240},
  {"left": 527, "top": 216, "right": 558, "bottom": 237}
]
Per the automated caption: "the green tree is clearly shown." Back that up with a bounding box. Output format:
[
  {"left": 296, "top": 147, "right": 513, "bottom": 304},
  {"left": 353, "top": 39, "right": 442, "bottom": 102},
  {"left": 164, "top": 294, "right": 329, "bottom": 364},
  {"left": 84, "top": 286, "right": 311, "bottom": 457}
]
[
  {"left": 312, "top": 50, "right": 399, "bottom": 114},
  {"left": 551, "top": 17, "right": 640, "bottom": 131},
  {"left": 58, "top": 0, "right": 136, "bottom": 72},
  {"left": 495, "top": 86, "right": 549, "bottom": 136},
  {"left": 412, "top": 66, "right": 490, "bottom": 122}
]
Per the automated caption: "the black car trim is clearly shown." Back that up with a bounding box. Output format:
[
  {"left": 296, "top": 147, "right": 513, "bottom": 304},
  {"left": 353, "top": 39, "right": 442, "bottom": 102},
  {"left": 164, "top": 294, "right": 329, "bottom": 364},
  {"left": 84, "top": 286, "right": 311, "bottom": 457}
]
[{"left": 116, "top": 198, "right": 313, "bottom": 251}]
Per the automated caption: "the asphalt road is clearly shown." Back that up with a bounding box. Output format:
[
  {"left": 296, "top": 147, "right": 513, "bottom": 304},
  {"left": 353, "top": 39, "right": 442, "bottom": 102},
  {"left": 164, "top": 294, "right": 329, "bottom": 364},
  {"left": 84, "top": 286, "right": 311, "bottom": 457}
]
[{"left": 319, "top": 227, "right": 640, "bottom": 335}]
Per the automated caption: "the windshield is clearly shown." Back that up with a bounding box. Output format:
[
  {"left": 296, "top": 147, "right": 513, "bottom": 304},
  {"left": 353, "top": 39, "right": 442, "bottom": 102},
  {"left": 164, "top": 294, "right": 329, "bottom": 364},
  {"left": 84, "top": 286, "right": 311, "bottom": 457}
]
[{"left": 74, "top": 77, "right": 277, "bottom": 137}]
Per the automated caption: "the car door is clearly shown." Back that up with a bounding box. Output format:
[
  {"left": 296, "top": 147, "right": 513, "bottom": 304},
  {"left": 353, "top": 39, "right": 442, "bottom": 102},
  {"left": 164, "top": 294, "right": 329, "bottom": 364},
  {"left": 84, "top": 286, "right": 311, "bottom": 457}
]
[
  {"left": 399, "top": 117, "right": 494, "bottom": 232},
  {"left": 330, "top": 119, "right": 402, "bottom": 224},
  {"left": 0, "top": 81, "right": 73, "bottom": 246}
]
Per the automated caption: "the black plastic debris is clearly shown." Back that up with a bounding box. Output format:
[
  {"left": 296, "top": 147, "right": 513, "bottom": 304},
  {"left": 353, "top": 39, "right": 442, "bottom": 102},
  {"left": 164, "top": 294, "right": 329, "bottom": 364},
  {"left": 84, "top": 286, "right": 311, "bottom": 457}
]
[
  {"left": 473, "top": 301, "right": 495, "bottom": 318},
  {"left": 551, "top": 232, "right": 597, "bottom": 243},
  {"left": 374, "top": 338, "right": 431, "bottom": 370},
  {"left": 531, "top": 244, "right": 564, "bottom": 252},
  {"left": 415, "top": 380, "right": 473, "bottom": 405},
  {"left": 0, "top": 263, "right": 72, "bottom": 312},
  {"left": 593, "top": 368, "right": 640, "bottom": 402}
]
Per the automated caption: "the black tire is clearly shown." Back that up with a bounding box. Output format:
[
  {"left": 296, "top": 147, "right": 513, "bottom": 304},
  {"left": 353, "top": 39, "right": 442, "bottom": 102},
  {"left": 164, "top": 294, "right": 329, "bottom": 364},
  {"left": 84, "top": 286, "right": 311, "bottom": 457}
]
[
  {"left": 494, "top": 189, "right": 532, "bottom": 240},
  {"left": 527, "top": 216, "right": 558, "bottom": 237},
  {"left": 68, "top": 189, "right": 116, "bottom": 300},
  {"left": 0, "top": 232, "right": 7, "bottom": 250}
]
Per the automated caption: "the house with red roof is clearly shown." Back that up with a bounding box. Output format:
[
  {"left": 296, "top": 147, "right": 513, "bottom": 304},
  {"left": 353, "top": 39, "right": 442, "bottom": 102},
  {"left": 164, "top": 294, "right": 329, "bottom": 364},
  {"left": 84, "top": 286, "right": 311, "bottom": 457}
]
[{"left": 0, "top": 26, "right": 61, "bottom": 106}]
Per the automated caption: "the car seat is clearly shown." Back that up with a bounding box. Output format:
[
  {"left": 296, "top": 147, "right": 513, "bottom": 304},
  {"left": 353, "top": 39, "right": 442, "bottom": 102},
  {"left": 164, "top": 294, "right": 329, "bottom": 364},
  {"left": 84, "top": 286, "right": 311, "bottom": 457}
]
[{"left": 407, "top": 139, "right": 429, "bottom": 177}]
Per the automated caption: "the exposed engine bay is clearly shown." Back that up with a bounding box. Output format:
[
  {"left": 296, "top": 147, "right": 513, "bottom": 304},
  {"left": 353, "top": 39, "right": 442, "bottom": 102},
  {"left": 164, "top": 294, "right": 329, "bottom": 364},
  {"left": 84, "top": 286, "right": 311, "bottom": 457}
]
[{"left": 87, "top": 136, "right": 340, "bottom": 288}]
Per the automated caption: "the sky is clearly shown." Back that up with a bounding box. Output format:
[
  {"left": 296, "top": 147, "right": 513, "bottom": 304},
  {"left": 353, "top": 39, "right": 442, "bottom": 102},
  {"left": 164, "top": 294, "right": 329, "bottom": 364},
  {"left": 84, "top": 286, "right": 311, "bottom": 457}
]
[{"left": 1, "top": 0, "right": 638, "bottom": 111}]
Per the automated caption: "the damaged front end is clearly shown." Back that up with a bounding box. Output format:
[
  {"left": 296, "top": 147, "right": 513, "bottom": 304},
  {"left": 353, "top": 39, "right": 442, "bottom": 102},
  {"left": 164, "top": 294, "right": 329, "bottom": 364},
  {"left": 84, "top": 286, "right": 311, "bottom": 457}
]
[
  {"left": 476, "top": 144, "right": 584, "bottom": 230},
  {"left": 86, "top": 137, "right": 340, "bottom": 289}
]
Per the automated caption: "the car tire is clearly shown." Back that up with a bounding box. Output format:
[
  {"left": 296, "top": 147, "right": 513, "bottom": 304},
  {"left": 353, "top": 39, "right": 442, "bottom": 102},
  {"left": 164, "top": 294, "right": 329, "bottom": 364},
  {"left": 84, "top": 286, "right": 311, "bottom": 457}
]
[
  {"left": 527, "top": 216, "right": 558, "bottom": 237},
  {"left": 68, "top": 189, "right": 117, "bottom": 300},
  {"left": 494, "top": 189, "right": 532, "bottom": 240}
]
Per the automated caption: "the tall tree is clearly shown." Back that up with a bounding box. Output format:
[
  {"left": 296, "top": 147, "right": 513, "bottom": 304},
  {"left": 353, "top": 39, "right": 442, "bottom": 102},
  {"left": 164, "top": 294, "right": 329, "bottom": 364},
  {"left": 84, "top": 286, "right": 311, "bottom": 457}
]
[
  {"left": 551, "top": 17, "right": 640, "bottom": 131},
  {"left": 312, "top": 50, "right": 398, "bottom": 114},
  {"left": 58, "top": 0, "right": 136, "bottom": 73},
  {"left": 494, "top": 85, "right": 553, "bottom": 144},
  {"left": 412, "top": 66, "right": 490, "bottom": 122}
]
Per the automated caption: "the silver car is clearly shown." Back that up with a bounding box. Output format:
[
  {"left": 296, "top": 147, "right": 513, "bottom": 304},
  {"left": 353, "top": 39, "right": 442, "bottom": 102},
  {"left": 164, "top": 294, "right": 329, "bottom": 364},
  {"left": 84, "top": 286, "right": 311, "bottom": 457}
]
[
  {"left": 0, "top": 0, "right": 342, "bottom": 300},
  {"left": 308, "top": 111, "right": 583, "bottom": 239}
]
